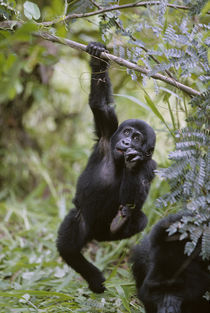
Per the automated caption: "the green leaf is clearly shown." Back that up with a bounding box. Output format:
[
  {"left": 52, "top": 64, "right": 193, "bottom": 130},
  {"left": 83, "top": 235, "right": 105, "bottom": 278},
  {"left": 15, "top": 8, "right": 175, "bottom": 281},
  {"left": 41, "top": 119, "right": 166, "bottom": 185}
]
[
  {"left": 201, "top": 2, "right": 210, "bottom": 16},
  {"left": 23, "top": 1, "right": 41, "bottom": 20},
  {"left": 114, "top": 93, "right": 151, "bottom": 111},
  {"left": 167, "top": 99, "right": 176, "bottom": 131},
  {"left": 144, "top": 92, "right": 173, "bottom": 135}
]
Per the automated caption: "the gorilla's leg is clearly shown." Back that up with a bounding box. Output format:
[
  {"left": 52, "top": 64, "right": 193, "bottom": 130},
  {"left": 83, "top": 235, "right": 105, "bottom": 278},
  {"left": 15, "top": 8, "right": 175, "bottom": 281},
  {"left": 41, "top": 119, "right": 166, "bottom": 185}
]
[{"left": 57, "top": 209, "right": 105, "bottom": 293}]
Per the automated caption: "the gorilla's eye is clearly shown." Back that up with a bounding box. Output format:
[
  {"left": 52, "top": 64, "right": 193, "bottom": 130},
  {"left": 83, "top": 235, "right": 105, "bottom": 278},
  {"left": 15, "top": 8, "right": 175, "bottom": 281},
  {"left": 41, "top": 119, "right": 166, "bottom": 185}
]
[
  {"left": 133, "top": 134, "right": 140, "bottom": 141},
  {"left": 133, "top": 132, "right": 142, "bottom": 142},
  {"left": 123, "top": 128, "right": 131, "bottom": 136}
]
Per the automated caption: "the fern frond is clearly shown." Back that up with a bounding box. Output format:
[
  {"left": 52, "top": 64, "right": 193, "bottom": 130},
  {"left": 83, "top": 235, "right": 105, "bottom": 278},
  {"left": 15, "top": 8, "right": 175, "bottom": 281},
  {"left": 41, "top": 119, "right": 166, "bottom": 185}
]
[
  {"left": 201, "top": 226, "right": 210, "bottom": 259},
  {"left": 169, "top": 149, "right": 197, "bottom": 160}
]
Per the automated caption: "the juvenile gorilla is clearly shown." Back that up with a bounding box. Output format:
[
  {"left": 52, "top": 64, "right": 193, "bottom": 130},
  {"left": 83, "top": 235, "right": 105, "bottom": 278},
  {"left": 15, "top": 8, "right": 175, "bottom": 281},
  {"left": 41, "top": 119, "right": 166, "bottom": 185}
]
[
  {"left": 131, "top": 212, "right": 210, "bottom": 313},
  {"left": 57, "top": 42, "right": 156, "bottom": 293}
]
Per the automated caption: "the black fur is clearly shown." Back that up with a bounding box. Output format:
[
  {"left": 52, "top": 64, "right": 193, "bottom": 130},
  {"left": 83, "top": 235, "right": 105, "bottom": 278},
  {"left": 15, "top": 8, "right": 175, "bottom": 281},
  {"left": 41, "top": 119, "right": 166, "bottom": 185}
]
[
  {"left": 57, "top": 42, "right": 156, "bottom": 293},
  {"left": 131, "top": 212, "right": 210, "bottom": 313}
]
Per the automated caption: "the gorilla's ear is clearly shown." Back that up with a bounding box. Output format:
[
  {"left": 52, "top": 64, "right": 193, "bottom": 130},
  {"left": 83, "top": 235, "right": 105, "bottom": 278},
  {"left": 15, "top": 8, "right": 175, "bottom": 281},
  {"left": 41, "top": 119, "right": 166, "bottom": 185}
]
[
  {"left": 143, "top": 129, "right": 156, "bottom": 157},
  {"left": 145, "top": 147, "right": 154, "bottom": 157}
]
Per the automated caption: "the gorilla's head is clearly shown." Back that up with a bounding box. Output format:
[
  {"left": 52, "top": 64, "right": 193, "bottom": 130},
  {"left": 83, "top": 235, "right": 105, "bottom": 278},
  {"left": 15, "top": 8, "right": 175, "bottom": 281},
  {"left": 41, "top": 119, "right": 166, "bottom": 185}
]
[{"left": 111, "top": 119, "right": 156, "bottom": 167}]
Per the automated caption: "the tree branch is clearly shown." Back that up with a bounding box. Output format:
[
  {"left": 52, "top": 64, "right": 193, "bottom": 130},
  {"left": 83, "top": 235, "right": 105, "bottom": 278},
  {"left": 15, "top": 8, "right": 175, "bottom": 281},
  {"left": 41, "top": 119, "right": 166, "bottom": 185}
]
[
  {"left": 36, "top": 32, "right": 200, "bottom": 97},
  {"left": 37, "top": 1, "right": 209, "bottom": 27},
  {"left": 0, "top": 21, "right": 200, "bottom": 97}
]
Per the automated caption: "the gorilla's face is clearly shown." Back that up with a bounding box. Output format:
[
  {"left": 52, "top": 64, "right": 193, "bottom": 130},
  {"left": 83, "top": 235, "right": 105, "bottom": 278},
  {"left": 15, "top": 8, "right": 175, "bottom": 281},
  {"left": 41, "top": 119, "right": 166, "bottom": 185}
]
[{"left": 111, "top": 119, "right": 156, "bottom": 167}]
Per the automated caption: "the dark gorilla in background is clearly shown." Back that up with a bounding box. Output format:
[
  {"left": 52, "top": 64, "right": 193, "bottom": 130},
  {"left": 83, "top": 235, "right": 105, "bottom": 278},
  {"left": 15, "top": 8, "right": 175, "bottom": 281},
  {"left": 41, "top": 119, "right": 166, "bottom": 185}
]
[
  {"left": 57, "top": 42, "right": 156, "bottom": 293},
  {"left": 131, "top": 212, "right": 210, "bottom": 313}
]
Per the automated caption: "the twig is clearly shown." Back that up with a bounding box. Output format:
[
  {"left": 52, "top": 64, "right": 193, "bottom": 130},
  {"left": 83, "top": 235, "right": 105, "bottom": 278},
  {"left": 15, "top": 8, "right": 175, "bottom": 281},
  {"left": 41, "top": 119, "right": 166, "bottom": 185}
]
[
  {"left": 64, "top": 0, "right": 69, "bottom": 16},
  {"left": 38, "top": 1, "right": 209, "bottom": 27},
  {"left": 89, "top": 0, "right": 102, "bottom": 10}
]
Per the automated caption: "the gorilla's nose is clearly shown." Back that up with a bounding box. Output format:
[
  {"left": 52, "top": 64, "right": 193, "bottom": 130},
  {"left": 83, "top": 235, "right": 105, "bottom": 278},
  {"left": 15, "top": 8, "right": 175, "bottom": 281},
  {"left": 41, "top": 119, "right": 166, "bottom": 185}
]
[{"left": 122, "top": 138, "right": 131, "bottom": 147}]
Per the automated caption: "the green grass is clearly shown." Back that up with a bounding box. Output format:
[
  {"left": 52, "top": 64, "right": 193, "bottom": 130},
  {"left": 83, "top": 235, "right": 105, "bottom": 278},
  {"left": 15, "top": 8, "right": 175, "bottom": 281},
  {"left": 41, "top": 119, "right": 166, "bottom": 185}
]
[{"left": 0, "top": 185, "right": 147, "bottom": 313}]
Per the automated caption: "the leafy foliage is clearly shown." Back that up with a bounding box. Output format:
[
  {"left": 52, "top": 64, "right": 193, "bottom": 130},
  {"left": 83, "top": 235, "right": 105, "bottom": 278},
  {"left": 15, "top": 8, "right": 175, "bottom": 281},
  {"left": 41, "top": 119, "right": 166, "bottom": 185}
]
[
  {"left": 156, "top": 89, "right": 210, "bottom": 258},
  {"left": 100, "top": 3, "right": 209, "bottom": 90},
  {"left": 186, "top": 0, "right": 209, "bottom": 15}
]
